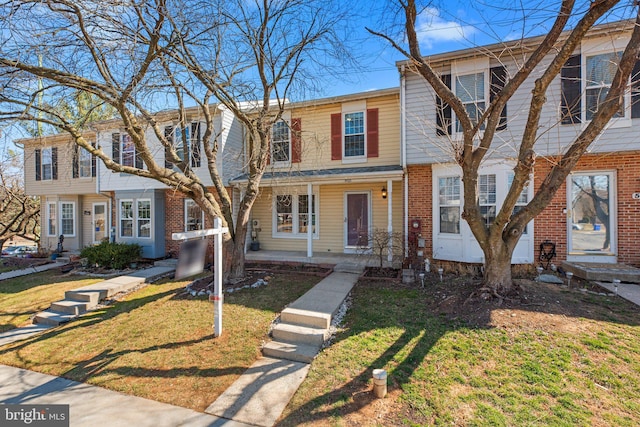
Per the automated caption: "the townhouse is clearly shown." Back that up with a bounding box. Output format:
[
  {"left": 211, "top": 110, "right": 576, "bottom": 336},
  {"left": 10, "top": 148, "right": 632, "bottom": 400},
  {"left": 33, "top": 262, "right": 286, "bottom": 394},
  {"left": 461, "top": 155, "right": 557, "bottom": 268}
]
[{"left": 400, "top": 19, "right": 640, "bottom": 268}]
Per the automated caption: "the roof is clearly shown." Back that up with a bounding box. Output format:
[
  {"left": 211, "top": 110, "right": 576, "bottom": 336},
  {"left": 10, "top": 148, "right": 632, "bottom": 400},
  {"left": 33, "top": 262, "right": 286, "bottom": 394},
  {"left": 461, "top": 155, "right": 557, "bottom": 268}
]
[{"left": 230, "top": 165, "right": 404, "bottom": 186}]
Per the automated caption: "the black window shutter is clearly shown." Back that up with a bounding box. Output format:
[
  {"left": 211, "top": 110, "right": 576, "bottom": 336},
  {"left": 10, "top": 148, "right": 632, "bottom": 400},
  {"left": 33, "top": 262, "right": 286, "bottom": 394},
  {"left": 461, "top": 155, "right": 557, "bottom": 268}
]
[
  {"left": 191, "top": 122, "right": 201, "bottom": 168},
  {"left": 490, "top": 66, "right": 508, "bottom": 131},
  {"left": 436, "top": 74, "right": 452, "bottom": 136},
  {"left": 112, "top": 133, "right": 120, "bottom": 164},
  {"left": 51, "top": 147, "right": 58, "bottom": 180},
  {"left": 631, "top": 59, "right": 640, "bottom": 119},
  {"left": 72, "top": 146, "right": 79, "bottom": 178},
  {"left": 35, "top": 149, "right": 41, "bottom": 181},
  {"left": 91, "top": 142, "right": 97, "bottom": 177},
  {"left": 561, "top": 54, "right": 582, "bottom": 125},
  {"left": 164, "top": 126, "right": 174, "bottom": 168}
]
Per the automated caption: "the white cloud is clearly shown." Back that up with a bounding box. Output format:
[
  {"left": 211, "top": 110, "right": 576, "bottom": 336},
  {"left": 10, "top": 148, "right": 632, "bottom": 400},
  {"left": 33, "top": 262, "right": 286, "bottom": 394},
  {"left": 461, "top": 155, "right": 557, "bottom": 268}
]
[{"left": 416, "top": 8, "right": 475, "bottom": 49}]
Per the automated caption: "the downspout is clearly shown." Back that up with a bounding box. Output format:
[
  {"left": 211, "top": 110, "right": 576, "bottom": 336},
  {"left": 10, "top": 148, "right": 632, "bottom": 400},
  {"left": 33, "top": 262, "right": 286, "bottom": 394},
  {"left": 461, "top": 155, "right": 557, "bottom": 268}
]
[{"left": 400, "top": 64, "right": 409, "bottom": 258}]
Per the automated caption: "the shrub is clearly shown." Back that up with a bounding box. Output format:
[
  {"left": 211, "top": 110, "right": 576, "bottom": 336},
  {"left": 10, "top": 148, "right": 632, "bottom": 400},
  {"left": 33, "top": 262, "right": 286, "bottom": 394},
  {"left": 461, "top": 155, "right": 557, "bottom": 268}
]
[{"left": 80, "top": 241, "right": 142, "bottom": 270}]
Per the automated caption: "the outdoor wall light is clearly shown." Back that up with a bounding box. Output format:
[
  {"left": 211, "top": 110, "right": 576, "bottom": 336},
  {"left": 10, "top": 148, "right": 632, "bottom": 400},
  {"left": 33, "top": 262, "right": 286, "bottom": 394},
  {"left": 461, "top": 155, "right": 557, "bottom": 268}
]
[{"left": 381, "top": 187, "right": 387, "bottom": 199}]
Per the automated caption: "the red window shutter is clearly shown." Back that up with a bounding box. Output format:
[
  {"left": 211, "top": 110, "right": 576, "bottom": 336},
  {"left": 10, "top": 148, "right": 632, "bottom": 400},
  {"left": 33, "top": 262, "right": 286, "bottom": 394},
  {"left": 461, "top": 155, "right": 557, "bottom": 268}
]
[
  {"left": 366, "top": 108, "right": 379, "bottom": 158},
  {"left": 291, "top": 118, "right": 302, "bottom": 163},
  {"left": 330, "top": 113, "right": 342, "bottom": 160}
]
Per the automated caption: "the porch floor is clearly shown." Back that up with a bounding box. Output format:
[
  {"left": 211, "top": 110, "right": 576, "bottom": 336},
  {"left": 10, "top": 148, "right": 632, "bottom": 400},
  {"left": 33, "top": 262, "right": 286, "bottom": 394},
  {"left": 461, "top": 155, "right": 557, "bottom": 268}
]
[
  {"left": 245, "top": 249, "right": 381, "bottom": 270},
  {"left": 561, "top": 261, "right": 640, "bottom": 284}
]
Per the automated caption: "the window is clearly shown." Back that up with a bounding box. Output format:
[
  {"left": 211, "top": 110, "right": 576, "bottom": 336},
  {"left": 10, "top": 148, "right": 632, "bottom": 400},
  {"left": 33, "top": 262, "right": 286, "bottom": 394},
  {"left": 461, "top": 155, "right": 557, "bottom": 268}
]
[
  {"left": 137, "top": 200, "right": 151, "bottom": 238},
  {"left": 272, "top": 121, "right": 290, "bottom": 163},
  {"left": 41, "top": 148, "right": 53, "bottom": 180},
  {"left": 78, "top": 147, "right": 92, "bottom": 178},
  {"left": 274, "top": 193, "right": 318, "bottom": 238},
  {"left": 585, "top": 52, "right": 624, "bottom": 121},
  {"left": 478, "top": 174, "right": 496, "bottom": 227},
  {"left": 165, "top": 123, "right": 202, "bottom": 168},
  {"left": 344, "top": 112, "right": 365, "bottom": 157},
  {"left": 508, "top": 173, "right": 529, "bottom": 234},
  {"left": 120, "top": 200, "right": 134, "bottom": 237},
  {"left": 60, "top": 202, "right": 75, "bottom": 236},
  {"left": 47, "top": 202, "right": 56, "bottom": 236},
  {"left": 185, "top": 199, "right": 204, "bottom": 231},
  {"left": 121, "top": 135, "right": 135, "bottom": 167},
  {"left": 438, "top": 177, "right": 461, "bottom": 234},
  {"left": 455, "top": 72, "right": 485, "bottom": 132}
]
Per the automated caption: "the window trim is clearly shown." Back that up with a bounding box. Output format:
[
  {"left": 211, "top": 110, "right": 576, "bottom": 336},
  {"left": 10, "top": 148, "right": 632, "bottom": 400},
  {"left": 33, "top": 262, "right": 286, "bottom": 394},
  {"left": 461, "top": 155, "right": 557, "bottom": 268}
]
[
  {"left": 46, "top": 201, "right": 57, "bottom": 237},
  {"left": 41, "top": 147, "right": 54, "bottom": 181},
  {"left": 184, "top": 199, "right": 205, "bottom": 232},
  {"left": 272, "top": 192, "right": 319, "bottom": 239},
  {"left": 119, "top": 199, "right": 134, "bottom": 238},
  {"left": 342, "top": 111, "right": 367, "bottom": 162},
  {"left": 136, "top": 199, "right": 152, "bottom": 239},
  {"left": 121, "top": 134, "right": 136, "bottom": 167},
  {"left": 78, "top": 147, "right": 92, "bottom": 178},
  {"left": 451, "top": 58, "right": 490, "bottom": 138},
  {"left": 59, "top": 201, "right": 76, "bottom": 238},
  {"left": 271, "top": 120, "right": 291, "bottom": 166}
]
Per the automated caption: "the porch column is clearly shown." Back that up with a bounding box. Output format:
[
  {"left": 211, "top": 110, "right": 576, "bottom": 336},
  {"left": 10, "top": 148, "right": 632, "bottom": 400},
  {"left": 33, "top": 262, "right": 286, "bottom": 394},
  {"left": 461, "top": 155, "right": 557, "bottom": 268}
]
[
  {"left": 307, "top": 183, "right": 313, "bottom": 258},
  {"left": 387, "top": 179, "right": 393, "bottom": 263}
]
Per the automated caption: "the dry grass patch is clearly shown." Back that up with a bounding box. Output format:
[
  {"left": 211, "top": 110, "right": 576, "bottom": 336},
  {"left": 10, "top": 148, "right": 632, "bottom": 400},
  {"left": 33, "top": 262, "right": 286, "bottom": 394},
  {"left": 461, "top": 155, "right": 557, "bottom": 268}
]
[{"left": 0, "top": 272, "right": 319, "bottom": 412}]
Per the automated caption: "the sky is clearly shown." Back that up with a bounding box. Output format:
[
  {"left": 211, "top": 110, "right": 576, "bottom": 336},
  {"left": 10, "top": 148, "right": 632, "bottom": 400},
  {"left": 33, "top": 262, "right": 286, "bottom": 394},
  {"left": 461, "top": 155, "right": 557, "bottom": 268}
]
[{"left": 322, "top": 0, "right": 636, "bottom": 98}]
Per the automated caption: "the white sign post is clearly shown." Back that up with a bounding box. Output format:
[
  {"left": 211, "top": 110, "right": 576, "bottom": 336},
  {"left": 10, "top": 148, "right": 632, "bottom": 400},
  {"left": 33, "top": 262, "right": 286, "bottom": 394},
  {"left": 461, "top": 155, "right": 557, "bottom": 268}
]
[{"left": 172, "top": 217, "right": 229, "bottom": 337}]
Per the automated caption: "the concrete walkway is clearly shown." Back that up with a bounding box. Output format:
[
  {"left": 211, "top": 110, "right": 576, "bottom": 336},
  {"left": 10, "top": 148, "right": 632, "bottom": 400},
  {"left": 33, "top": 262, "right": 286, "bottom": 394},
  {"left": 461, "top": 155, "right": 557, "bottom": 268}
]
[
  {"left": 0, "top": 260, "right": 68, "bottom": 281},
  {"left": 596, "top": 281, "right": 640, "bottom": 306},
  {"left": 0, "top": 365, "right": 250, "bottom": 427},
  {"left": 206, "top": 265, "right": 362, "bottom": 427}
]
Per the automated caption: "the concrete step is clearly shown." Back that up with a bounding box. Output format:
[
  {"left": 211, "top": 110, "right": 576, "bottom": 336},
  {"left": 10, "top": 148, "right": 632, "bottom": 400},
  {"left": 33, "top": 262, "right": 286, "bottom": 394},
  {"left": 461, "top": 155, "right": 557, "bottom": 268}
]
[
  {"left": 64, "top": 290, "right": 101, "bottom": 306},
  {"left": 280, "top": 307, "right": 331, "bottom": 329},
  {"left": 154, "top": 259, "right": 178, "bottom": 268},
  {"left": 50, "top": 300, "right": 91, "bottom": 315},
  {"left": 33, "top": 310, "right": 77, "bottom": 326},
  {"left": 271, "top": 323, "right": 327, "bottom": 347},
  {"left": 262, "top": 340, "right": 320, "bottom": 364}
]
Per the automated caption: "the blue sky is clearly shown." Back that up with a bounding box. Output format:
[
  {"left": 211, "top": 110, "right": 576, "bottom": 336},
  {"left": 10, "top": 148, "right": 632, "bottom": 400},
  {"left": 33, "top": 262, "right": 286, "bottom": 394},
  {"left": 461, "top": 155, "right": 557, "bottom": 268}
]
[{"left": 323, "top": 0, "right": 636, "bottom": 98}]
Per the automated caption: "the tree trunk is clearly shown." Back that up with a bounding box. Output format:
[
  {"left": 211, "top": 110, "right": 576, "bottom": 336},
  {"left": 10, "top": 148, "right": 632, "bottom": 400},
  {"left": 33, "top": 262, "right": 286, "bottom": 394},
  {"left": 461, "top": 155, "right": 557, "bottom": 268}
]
[{"left": 482, "top": 242, "right": 514, "bottom": 296}]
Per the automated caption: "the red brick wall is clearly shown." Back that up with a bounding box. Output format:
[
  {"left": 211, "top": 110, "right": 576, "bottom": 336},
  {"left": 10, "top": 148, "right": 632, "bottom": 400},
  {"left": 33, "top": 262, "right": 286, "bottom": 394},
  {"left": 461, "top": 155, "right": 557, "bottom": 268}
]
[{"left": 407, "top": 151, "right": 640, "bottom": 268}]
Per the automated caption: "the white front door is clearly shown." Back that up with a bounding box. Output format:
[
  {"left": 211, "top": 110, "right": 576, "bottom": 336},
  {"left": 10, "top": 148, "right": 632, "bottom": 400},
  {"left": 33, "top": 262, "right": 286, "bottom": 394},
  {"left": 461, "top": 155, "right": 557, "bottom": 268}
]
[
  {"left": 344, "top": 192, "right": 370, "bottom": 251},
  {"left": 567, "top": 171, "right": 617, "bottom": 262},
  {"left": 93, "top": 202, "right": 107, "bottom": 244}
]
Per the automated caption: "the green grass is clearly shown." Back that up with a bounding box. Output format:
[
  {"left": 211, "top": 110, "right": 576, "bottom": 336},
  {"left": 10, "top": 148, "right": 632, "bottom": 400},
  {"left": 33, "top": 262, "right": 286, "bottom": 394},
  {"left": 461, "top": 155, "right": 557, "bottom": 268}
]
[
  {"left": 0, "top": 271, "right": 102, "bottom": 332},
  {"left": 279, "top": 281, "right": 640, "bottom": 426},
  {"left": 0, "top": 273, "right": 320, "bottom": 411}
]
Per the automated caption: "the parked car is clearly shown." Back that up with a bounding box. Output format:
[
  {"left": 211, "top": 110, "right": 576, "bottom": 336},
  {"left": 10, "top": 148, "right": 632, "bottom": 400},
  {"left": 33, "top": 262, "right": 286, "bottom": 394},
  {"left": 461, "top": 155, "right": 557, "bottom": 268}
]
[{"left": 1, "top": 246, "right": 37, "bottom": 257}]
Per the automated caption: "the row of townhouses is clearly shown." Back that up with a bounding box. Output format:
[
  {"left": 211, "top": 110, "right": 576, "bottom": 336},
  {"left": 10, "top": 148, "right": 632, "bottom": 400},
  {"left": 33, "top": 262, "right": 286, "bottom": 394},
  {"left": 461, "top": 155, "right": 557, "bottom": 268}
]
[{"left": 19, "top": 20, "right": 640, "bottom": 269}]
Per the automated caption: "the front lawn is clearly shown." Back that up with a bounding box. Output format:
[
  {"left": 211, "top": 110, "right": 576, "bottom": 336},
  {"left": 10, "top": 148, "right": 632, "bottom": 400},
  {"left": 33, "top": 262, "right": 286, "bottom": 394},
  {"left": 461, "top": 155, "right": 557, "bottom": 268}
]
[
  {"left": 279, "top": 278, "right": 640, "bottom": 426},
  {"left": 0, "top": 273, "right": 319, "bottom": 411},
  {"left": 0, "top": 271, "right": 102, "bottom": 332}
]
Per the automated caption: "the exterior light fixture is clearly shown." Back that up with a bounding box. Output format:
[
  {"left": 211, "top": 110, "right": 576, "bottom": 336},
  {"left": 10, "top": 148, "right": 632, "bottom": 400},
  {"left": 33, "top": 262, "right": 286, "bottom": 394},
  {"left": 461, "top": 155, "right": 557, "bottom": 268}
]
[{"left": 382, "top": 187, "right": 387, "bottom": 199}]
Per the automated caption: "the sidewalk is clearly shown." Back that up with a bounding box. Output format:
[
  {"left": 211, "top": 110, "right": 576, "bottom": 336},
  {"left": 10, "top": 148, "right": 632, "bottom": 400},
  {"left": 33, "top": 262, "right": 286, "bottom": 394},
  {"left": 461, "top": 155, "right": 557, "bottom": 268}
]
[
  {"left": 0, "top": 365, "right": 250, "bottom": 427},
  {"left": 0, "top": 260, "right": 67, "bottom": 281}
]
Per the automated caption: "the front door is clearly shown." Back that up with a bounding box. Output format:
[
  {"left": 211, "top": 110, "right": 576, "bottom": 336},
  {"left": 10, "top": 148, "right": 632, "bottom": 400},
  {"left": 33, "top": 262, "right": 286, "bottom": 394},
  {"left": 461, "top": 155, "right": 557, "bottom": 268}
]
[
  {"left": 345, "top": 192, "right": 370, "bottom": 251},
  {"left": 93, "top": 202, "right": 107, "bottom": 244},
  {"left": 567, "top": 172, "right": 616, "bottom": 262}
]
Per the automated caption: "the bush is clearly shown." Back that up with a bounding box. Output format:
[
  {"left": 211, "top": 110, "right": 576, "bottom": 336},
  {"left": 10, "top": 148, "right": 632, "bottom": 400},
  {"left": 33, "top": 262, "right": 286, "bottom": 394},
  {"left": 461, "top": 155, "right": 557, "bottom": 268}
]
[{"left": 80, "top": 241, "right": 142, "bottom": 270}]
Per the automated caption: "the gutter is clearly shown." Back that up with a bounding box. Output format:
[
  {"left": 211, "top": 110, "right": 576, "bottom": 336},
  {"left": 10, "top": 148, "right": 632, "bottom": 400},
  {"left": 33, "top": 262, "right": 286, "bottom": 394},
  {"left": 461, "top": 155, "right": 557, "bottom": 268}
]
[{"left": 400, "top": 64, "right": 409, "bottom": 257}]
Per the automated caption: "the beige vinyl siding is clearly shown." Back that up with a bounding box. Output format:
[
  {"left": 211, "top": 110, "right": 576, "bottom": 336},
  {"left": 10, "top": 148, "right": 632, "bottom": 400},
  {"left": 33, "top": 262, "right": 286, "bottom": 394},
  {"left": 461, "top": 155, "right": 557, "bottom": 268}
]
[
  {"left": 252, "top": 181, "right": 403, "bottom": 254},
  {"left": 24, "top": 139, "right": 97, "bottom": 197},
  {"left": 267, "top": 92, "right": 400, "bottom": 172},
  {"left": 81, "top": 195, "right": 111, "bottom": 247}
]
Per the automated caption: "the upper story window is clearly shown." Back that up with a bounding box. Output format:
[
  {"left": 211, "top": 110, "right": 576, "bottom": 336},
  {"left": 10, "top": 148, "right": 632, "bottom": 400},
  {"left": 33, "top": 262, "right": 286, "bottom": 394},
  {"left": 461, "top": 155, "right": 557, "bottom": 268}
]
[
  {"left": 271, "top": 121, "right": 290, "bottom": 163},
  {"left": 78, "top": 148, "right": 92, "bottom": 177},
  {"left": 455, "top": 73, "right": 486, "bottom": 132},
  {"left": 35, "top": 147, "right": 57, "bottom": 181},
  {"left": 330, "top": 108, "right": 378, "bottom": 162},
  {"left": 435, "top": 63, "right": 507, "bottom": 136},
  {"left": 344, "top": 112, "right": 365, "bottom": 157},
  {"left": 122, "top": 134, "right": 135, "bottom": 167},
  {"left": 185, "top": 199, "right": 204, "bottom": 231},
  {"left": 585, "top": 52, "right": 624, "bottom": 121},
  {"left": 112, "top": 133, "right": 142, "bottom": 169},
  {"left": 164, "top": 123, "right": 202, "bottom": 169}
]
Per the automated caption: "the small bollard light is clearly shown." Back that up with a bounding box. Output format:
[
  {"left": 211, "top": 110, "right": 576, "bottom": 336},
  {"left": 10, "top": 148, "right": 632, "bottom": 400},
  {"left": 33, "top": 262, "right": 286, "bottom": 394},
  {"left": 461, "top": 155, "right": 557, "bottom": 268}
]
[
  {"left": 566, "top": 271, "right": 574, "bottom": 287},
  {"left": 536, "top": 266, "right": 544, "bottom": 278},
  {"left": 419, "top": 272, "right": 425, "bottom": 288},
  {"left": 551, "top": 263, "right": 557, "bottom": 273},
  {"left": 438, "top": 267, "right": 444, "bottom": 282},
  {"left": 613, "top": 279, "right": 621, "bottom": 295},
  {"left": 372, "top": 369, "right": 387, "bottom": 398}
]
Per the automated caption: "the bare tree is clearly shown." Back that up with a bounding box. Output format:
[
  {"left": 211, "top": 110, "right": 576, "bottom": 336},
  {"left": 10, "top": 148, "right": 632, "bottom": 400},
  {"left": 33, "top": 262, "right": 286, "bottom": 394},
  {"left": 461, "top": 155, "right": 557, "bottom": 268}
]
[
  {"left": 0, "top": 0, "right": 353, "bottom": 279},
  {"left": 0, "top": 151, "right": 39, "bottom": 248},
  {"left": 370, "top": 0, "right": 640, "bottom": 295}
]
